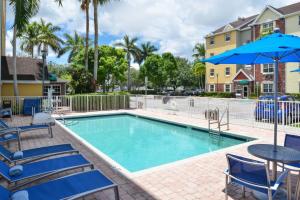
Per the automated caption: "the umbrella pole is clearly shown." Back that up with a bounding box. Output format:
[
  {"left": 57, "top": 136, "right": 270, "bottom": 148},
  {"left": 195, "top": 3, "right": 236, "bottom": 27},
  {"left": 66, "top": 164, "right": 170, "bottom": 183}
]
[{"left": 273, "top": 57, "right": 279, "bottom": 152}]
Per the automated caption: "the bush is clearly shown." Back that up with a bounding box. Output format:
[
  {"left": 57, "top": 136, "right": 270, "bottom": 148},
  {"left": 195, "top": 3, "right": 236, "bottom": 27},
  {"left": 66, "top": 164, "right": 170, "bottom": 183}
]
[
  {"left": 198, "top": 92, "right": 236, "bottom": 98},
  {"left": 130, "top": 90, "right": 158, "bottom": 95},
  {"left": 287, "top": 93, "right": 300, "bottom": 101}
]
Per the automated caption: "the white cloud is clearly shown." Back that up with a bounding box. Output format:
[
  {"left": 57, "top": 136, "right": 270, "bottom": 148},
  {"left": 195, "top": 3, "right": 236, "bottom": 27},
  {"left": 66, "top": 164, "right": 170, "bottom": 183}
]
[{"left": 6, "top": 0, "right": 300, "bottom": 61}]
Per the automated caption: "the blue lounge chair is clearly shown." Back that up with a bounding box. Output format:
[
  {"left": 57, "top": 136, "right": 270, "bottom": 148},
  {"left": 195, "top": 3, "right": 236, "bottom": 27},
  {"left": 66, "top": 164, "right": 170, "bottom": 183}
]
[
  {"left": 0, "top": 128, "right": 21, "bottom": 150},
  {"left": 0, "top": 143, "right": 79, "bottom": 164},
  {"left": 0, "top": 154, "right": 93, "bottom": 188},
  {"left": 0, "top": 170, "right": 119, "bottom": 200},
  {"left": 225, "top": 154, "right": 289, "bottom": 200},
  {"left": 0, "top": 119, "right": 54, "bottom": 138}
]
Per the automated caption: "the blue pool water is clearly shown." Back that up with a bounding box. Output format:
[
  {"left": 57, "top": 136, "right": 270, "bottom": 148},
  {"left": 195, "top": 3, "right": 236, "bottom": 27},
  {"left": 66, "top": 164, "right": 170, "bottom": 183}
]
[{"left": 63, "top": 114, "right": 248, "bottom": 172}]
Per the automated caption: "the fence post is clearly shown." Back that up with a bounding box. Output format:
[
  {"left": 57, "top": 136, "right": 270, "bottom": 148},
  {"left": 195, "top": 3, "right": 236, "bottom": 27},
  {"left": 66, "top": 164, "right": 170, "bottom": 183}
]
[
  {"left": 282, "top": 101, "right": 285, "bottom": 127},
  {"left": 123, "top": 95, "right": 126, "bottom": 109},
  {"left": 70, "top": 96, "right": 73, "bottom": 112},
  {"left": 55, "top": 96, "right": 58, "bottom": 111},
  {"left": 100, "top": 95, "right": 103, "bottom": 111},
  {"left": 86, "top": 95, "right": 89, "bottom": 112}
]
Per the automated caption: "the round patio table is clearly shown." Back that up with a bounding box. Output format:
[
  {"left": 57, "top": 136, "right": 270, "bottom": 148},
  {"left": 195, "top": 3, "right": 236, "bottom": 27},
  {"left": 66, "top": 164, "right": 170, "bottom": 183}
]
[{"left": 248, "top": 144, "right": 300, "bottom": 200}]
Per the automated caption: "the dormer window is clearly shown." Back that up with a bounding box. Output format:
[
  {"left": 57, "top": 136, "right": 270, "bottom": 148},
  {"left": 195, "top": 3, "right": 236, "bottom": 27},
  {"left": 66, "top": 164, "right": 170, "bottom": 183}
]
[
  {"left": 210, "top": 37, "right": 215, "bottom": 45},
  {"left": 225, "top": 33, "right": 231, "bottom": 41},
  {"left": 262, "top": 22, "right": 273, "bottom": 33}
]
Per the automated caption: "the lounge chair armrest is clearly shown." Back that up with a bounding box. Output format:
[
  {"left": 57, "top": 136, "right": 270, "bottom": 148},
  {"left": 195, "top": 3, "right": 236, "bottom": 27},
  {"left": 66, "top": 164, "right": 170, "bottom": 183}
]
[
  {"left": 0, "top": 127, "right": 20, "bottom": 135},
  {"left": 271, "top": 169, "right": 289, "bottom": 191}
]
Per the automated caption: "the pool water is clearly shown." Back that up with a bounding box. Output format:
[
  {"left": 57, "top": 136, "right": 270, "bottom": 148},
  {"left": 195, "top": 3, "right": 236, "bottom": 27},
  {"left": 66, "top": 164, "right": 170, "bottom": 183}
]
[{"left": 63, "top": 114, "right": 248, "bottom": 172}]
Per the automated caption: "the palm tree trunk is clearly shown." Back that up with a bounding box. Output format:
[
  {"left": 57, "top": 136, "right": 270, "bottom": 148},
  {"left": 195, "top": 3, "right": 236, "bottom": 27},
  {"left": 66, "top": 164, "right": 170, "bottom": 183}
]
[
  {"left": 85, "top": 0, "right": 89, "bottom": 70},
  {"left": 127, "top": 56, "right": 131, "bottom": 91},
  {"left": 93, "top": 0, "right": 98, "bottom": 88},
  {"left": 12, "top": 27, "right": 19, "bottom": 96}
]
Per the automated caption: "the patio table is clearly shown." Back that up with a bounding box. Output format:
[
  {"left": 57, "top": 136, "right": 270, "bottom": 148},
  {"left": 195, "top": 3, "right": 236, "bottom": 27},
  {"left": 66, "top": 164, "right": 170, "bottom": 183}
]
[{"left": 248, "top": 144, "right": 300, "bottom": 200}]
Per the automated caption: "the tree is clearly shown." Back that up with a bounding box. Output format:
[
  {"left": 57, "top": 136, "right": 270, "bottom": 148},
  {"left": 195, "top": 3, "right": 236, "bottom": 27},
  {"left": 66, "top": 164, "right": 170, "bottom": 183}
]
[
  {"left": 136, "top": 41, "right": 158, "bottom": 65},
  {"left": 8, "top": 0, "right": 63, "bottom": 96},
  {"left": 69, "top": 67, "right": 94, "bottom": 94},
  {"left": 193, "top": 43, "right": 205, "bottom": 60},
  {"left": 192, "top": 61, "right": 206, "bottom": 89},
  {"left": 19, "top": 22, "right": 40, "bottom": 57},
  {"left": 114, "top": 35, "right": 139, "bottom": 91},
  {"left": 37, "top": 19, "right": 63, "bottom": 55},
  {"left": 176, "top": 57, "right": 194, "bottom": 88},
  {"left": 80, "top": 0, "right": 90, "bottom": 70},
  {"left": 162, "top": 52, "right": 177, "bottom": 90},
  {"left": 58, "top": 32, "right": 85, "bottom": 62},
  {"left": 140, "top": 54, "right": 166, "bottom": 90}
]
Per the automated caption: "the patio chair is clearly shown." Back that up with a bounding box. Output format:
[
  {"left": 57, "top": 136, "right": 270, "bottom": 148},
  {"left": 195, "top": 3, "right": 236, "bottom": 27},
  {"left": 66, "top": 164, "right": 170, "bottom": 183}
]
[
  {"left": 0, "top": 170, "right": 119, "bottom": 200},
  {"left": 0, "top": 119, "right": 54, "bottom": 138},
  {"left": 0, "top": 154, "right": 93, "bottom": 189},
  {"left": 0, "top": 108, "right": 12, "bottom": 119},
  {"left": 0, "top": 128, "right": 21, "bottom": 150},
  {"left": 0, "top": 143, "right": 79, "bottom": 164},
  {"left": 225, "top": 154, "right": 289, "bottom": 200}
]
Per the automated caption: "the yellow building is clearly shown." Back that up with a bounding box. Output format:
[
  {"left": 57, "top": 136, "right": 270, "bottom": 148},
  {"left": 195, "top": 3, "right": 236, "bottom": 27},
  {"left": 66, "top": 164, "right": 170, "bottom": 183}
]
[
  {"left": 1, "top": 56, "right": 67, "bottom": 97},
  {"left": 205, "top": 16, "right": 256, "bottom": 94}
]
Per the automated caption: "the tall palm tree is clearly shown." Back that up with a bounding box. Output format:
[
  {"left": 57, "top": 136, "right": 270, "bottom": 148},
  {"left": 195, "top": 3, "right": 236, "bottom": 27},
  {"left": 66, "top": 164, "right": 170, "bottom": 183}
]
[
  {"left": 114, "top": 35, "right": 139, "bottom": 91},
  {"left": 193, "top": 43, "right": 205, "bottom": 60},
  {"left": 37, "top": 19, "right": 63, "bottom": 55},
  {"left": 19, "top": 22, "right": 40, "bottom": 57},
  {"left": 136, "top": 41, "right": 158, "bottom": 65},
  {"left": 80, "top": 0, "right": 90, "bottom": 70},
  {"left": 9, "top": 0, "right": 63, "bottom": 96},
  {"left": 58, "top": 31, "right": 85, "bottom": 62}
]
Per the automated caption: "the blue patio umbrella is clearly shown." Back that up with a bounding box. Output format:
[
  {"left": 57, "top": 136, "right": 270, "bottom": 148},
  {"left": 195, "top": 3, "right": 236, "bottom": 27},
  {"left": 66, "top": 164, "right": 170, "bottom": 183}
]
[
  {"left": 291, "top": 68, "right": 300, "bottom": 72},
  {"left": 203, "top": 29, "right": 300, "bottom": 151}
]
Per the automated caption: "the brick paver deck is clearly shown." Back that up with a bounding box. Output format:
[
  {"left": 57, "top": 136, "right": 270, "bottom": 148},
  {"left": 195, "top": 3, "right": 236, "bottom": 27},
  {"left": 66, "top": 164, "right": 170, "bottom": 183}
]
[{"left": 2, "top": 110, "right": 299, "bottom": 200}]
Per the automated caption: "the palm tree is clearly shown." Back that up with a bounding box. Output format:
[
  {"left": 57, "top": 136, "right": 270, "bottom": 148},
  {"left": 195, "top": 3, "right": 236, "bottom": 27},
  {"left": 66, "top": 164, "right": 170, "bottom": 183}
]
[
  {"left": 8, "top": 0, "right": 63, "bottom": 96},
  {"left": 80, "top": 0, "right": 90, "bottom": 70},
  {"left": 58, "top": 32, "right": 85, "bottom": 62},
  {"left": 19, "top": 22, "right": 40, "bottom": 57},
  {"left": 114, "top": 35, "right": 139, "bottom": 91},
  {"left": 136, "top": 41, "right": 158, "bottom": 65},
  {"left": 193, "top": 43, "right": 205, "bottom": 60},
  {"left": 37, "top": 19, "right": 63, "bottom": 55}
]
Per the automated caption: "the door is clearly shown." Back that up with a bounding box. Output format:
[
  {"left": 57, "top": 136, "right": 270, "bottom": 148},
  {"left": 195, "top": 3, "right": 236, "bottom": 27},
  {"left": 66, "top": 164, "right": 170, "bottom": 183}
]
[{"left": 243, "top": 86, "right": 248, "bottom": 98}]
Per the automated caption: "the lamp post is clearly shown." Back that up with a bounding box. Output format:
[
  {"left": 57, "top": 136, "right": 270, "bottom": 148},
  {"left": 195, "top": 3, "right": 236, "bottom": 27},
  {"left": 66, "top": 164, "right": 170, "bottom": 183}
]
[{"left": 41, "top": 49, "right": 48, "bottom": 96}]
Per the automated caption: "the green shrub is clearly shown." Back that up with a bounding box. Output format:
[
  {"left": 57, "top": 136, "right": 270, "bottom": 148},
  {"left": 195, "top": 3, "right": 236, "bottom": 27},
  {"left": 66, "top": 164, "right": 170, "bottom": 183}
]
[{"left": 198, "top": 92, "right": 235, "bottom": 98}]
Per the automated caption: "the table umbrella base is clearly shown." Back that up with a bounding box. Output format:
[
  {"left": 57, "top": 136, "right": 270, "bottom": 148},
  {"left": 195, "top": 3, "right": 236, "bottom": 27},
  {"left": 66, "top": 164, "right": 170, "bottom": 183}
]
[{"left": 252, "top": 188, "right": 287, "bottom": 200}]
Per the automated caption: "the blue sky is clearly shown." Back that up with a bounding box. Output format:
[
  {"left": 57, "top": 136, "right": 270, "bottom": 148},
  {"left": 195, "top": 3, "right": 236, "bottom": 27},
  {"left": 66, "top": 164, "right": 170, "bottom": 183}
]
[{"left": 5, "top": 0, "right": 299, "bottom": 66}]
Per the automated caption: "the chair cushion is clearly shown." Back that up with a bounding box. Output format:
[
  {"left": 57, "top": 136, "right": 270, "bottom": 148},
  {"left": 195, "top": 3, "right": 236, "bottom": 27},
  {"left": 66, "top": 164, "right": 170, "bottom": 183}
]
[
  {"left": 4, "top": 134, "right": 14, "bottom": 140},
  {"left": 13, "top": 151, "right": 23, "bottom": 159},
  {"left": 11, "top": 190, "right": 29, "bottom": 200},
  {"left": 9, "top": 165, "right": 23, "bottom": 177}
]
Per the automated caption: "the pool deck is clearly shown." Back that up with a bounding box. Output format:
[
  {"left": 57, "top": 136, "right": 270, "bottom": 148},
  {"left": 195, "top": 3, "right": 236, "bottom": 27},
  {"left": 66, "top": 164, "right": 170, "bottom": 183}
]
[{"left": 3, "top": 109, "right": 300, "bottom": 200}]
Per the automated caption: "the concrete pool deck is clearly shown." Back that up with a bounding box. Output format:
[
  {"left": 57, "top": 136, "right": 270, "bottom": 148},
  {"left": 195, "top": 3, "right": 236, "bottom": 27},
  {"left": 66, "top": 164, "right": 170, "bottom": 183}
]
[{"left": 3, "top": 109, "right": 300, "bottom": 200}]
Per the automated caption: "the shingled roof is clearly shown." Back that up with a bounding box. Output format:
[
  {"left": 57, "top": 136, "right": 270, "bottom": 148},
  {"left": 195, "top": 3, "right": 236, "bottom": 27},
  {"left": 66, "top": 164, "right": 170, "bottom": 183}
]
[
  {"left": 1, "top": 56, "right": 48, "bottom": 81},
  {"left": 210, "top": 2, "right": 300, "bottom": 35}
]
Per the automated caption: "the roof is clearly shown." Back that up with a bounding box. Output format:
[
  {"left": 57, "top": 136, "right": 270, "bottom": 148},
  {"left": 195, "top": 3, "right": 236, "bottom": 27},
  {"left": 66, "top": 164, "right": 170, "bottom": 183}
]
[
  {"left": 209, "top": 2, "right": 300, "bottom": 36},
  {"left": 1, "top": 56, "right": 48, "bottom": 81},
  {"left": 232, "top": 68, "right": 254, "bottom": 81}
]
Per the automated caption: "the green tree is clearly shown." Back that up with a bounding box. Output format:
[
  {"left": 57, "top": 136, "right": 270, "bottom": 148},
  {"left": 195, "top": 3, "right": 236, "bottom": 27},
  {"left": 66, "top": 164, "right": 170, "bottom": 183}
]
[
  {"left": 193, "top": 43, "right": 205, "bottom": 60},
  {"left": 37, "top": 19, "right": 63, "bottom": 55},
  {"left": 176, "top": 57, "right": 194, "bottom": 88},
  {"left": 130, "top": 68, "right": 143, "bottom": 90},
  {"left": 140, "top": 54, "right": 166, "bottom": 90},
  {"left": 114, "top": 35, "right": 139, "bottom": 91},
  {"left": 136, "top": 41, "right": 158, "bottom": 65},
  {"left": 69, "top": 67, "right": 94, "bottom": 94},
  {"left": 162, "top": 52, "right": 177, "bottom": 90},
  {"left": 9, "top": 0, "right": 63, "bottom": 96},
  {"left": 58, "top": 32, "right": 85, "bottom": 63},
  {"left": 19, "top": 22, "right": 40, "bottom": 57},
  {"left": 192, "top": 61, "right": 206, "bottom": 89}
]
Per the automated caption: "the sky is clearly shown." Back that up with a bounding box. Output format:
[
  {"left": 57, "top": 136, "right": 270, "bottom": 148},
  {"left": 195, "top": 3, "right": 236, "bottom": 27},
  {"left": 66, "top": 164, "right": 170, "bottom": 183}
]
[{"left": 5, "top": 0, "right": 300, "bottom": 66}]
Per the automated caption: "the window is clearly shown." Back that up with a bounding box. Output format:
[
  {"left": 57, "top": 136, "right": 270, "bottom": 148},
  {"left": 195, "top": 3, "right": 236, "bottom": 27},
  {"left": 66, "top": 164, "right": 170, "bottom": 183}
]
[
  {"left": 209, "top": 84, "right": 215, "bottom": 92},
  {"left": 298, "top": 16, "right": 300, "bottom": 25},
  {"left": 224, "top": 84, "right": 231, "bottom": 92},
  {"left": 225, "top": 33, "right": 231, "bottom": 41},
  {"left": 262, "top": 64, "right": 274, "bottom": 74},
  {"left": 262, "top": 83, "right": 273, "bottom": 93},
  {"left": 43, "top": 85, "right": 61, "bottom": 96},
  {"left": 262, "top": 22, "right": 273, "bottom": 33},
  {"left": 210, "top": 69, "right": 215, "bottom": 77},
  {"left": 209, "top": 37, "right": 215, "bottom": 45},
  {"left": 225, "top": 67, "right": 230, "bottom": 76}
]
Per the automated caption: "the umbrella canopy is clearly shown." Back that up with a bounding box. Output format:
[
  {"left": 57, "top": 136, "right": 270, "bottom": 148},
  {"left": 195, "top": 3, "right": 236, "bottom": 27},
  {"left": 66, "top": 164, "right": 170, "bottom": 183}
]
[
  {"left": 291, "top": 68, "right": 300, "bottom": 72},
  {"left": 203, "top": 30, "right": 300, "bottom": 151}
]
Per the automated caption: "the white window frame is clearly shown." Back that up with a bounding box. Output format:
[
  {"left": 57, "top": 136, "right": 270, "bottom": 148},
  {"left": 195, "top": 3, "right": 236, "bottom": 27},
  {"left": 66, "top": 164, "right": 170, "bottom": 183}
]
[
  {"left": 262, "top": 82, "right": 274, "bottom": 93},
  {"left": 224, "top": 84, "right": 231, "bottom": 92},
  {"left": 44, "top": 85, "right": 61, "bottom": 96},
  {"left": 261, "top": 63, "right": 274, "bottom": 74},
  {"left": 225, "top": 32, "right": 231, "bottom": 42},
  {"left": 209, "top": 84, "right": 215, "bottom": 92},
  {"left": 225, "top": 67, "right": 230, "bottom": 76},
  {"left": 262, "top": 22, "right": 274, "bottom": 33},
  {"left": 210, "top": 69, "right": 215, "bottom": 77}
]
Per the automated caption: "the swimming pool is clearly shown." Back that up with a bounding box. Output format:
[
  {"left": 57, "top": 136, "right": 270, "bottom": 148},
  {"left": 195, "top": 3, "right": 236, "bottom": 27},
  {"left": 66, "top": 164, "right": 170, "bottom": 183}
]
[{"left": 61, "top": 114, "right": 251, "bottom": 172}]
